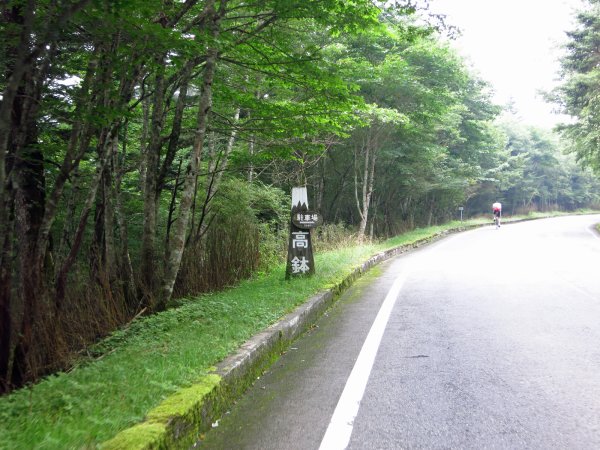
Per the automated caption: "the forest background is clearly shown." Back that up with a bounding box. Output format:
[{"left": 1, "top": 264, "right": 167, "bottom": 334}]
[{"left": 1, "top": 0, "right": 599, "bottom": 394}]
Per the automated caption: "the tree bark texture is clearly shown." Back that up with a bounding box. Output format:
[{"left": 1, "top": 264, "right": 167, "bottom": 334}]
[
  {"left": 55, "top": 129, "right": 117, "bottom": 306},
  {"left": 1, "top": 8, "right": 54, "bottom": 386},
  {"left": 113, "top": 130, "right": 138, "bottom": 309},
  {"left": 140, "top": 60, "right": 167, "bottom": 301},
  {"left": 194, "top": 107, "right": 240, "bottom": 242},
  {"left": 355, "top": 129, "right": 377, "bottom": 240},
  {"left": 159, "top": 0, "right": 227, "bottom": 309}
]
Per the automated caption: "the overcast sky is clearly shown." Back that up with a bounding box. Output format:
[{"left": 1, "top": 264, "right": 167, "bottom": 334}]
[{"left": 426, "top": 0, "right": 584, "bottom": 128}]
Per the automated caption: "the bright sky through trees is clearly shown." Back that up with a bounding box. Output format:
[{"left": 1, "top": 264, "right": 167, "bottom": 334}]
[{"left": 428, "top": 0, "right": 584, "bottom": 128}]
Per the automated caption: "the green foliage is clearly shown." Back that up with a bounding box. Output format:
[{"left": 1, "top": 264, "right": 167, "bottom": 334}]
[
  {"left": 468, "top": 119, "right": 600, "bottom": 214},
  {"left": 318, "top": 20, "right": 505, "bottom": 232},
  {"left": 210, "top": 179, "right": 288, "bottom": 228},
  {"left": 4, "top": 0, "right": 600, "bottom": 400},
  {"left": 552, "top": 0, "right": 600, "bottom": 172}
]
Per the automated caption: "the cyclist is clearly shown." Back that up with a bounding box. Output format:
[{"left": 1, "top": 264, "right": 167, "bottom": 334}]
[{"left": 492, "top": 202, "right": 502, "bottom": 228}]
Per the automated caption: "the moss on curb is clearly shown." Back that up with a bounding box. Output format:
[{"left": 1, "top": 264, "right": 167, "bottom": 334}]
[
  {"left": 101, "top": 375, "right": 221, "bottom": 450},
  {"left": 147, "top": 375, "right": 221, "bottom": 421},
  {"left": 100, "top": 422, "right": 167, "bottom": 450}
]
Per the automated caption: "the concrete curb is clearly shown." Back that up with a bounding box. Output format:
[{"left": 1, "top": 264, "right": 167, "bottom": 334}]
[{"left": 100, "top": 227, "right": 479, "bottom": 450}]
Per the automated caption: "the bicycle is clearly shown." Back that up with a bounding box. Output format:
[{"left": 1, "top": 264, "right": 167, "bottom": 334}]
[{"left": 494, "top": 214, "right": 501, "bottom": 229}]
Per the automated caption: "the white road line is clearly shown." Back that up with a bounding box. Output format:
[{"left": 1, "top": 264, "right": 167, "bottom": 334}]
[
  {"left": 319, "top": 272, "right": 408, "bottom": 450},
  {"left": 586, "top": 224, "right": 600, "bottom": 241}
]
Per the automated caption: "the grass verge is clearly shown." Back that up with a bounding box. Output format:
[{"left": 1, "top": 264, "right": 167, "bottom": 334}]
[{"left": 0, "top": 212, "right": 596, "bottom": 449}]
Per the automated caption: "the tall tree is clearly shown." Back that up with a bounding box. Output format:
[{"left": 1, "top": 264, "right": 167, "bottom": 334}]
[
  {"left": 0, "top": 0, "right": 388, "bottom": 390},
  {"left": 0, "top": 0, "right": 94, "bottom": 392},
  {"left": 551, "top": 0, "right": 600, "bottom": 172}
]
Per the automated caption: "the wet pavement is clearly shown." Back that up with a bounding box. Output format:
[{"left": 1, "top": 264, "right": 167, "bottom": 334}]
[{"left": 198, "top": 215, "right": 600, "bottom": 449}]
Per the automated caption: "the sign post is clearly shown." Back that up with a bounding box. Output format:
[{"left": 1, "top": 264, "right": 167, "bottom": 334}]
[
  {"left": 458, "top": 206, "right": 464, "bottom": 222},
  {"left": 285, "top": 187, "right": 322, "bottom": 279}
]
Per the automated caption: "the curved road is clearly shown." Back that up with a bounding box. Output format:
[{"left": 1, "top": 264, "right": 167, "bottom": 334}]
[{"left": 199, "top": 215, "right": 600, "bottom": 449}]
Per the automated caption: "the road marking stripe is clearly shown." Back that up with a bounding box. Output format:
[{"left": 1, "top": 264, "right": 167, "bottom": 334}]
[
  {"left": 319, "top": 272, "right": 407, "bottom": 450},
  {"left": 586, "top": 225, "right": 600, "bottom": 241}
]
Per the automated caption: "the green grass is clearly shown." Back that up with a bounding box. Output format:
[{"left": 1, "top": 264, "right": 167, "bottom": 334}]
[
  {"left": 0, "top": 244, "right": 383, "bottom": 449},
  {"left": 0, "top": 212, "right": 597, "bottom": 449}
]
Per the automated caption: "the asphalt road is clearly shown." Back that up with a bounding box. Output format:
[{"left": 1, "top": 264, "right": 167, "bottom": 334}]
[{"left": 198, "top": 215, "right": 600, "bottom": 449}]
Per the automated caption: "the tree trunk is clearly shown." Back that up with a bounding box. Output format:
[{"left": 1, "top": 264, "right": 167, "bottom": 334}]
[
  {"left": 0, "top": 0, "right": 92, "bottom": 245},
  {"left": 427, "top": 196, "right": 435, "bottom": 227},
  {"left": 0, "top": 2, "right": 36, "bottom": 236},
  {"left": 156, "top": 59, "right": 196, "bottom": 195},
  {"left": 113, "top": 129, "right": 137, "bottom": 309},
  {"left": 159, "top": 0, "right": 226, "bottom": 309},
  {"left": 165, "top": 158, "right": 184, "bottom": 251},
  {"left": 7, "top": 32, "right": 50, "bottom": 388},
  {"left": 10, "top": 86, "right": 46, "bottom": 388},
  {"left": 57, "top": 166, "right": 81, "bottom": 269},
  {"left": 369, "top": 195, "right": 377, "bottom": 240},
  {"left": 35, "top": 53, "right": 98, "bottom": 272},
  {"left": 214, "top": 107, "right": 240, "bottom": 186},
  {"left": 140, "top": 60, "right": 167, "bottom": 301},
  {"left": 247, "top": 137, "right": 256, "bottom": 183},
  {"left": 355, "top": 129, "right": 377, "bottom": 241},
  {"left": 195, "top": 108, "right": 240, "bottom": 242},
  {"left": 246, "top": 88, "right": 264, "bottom": 183},
  {"left": 138, "top": 93, "right": 151, "bottom": 191},
  {"left": 0, "top": 222, "right": 13, "bottom": 393},
  {"left": 316, "top": 156, "right": 326, "bottom": 212},
  {"left": 55, "top": 129, "right": 116, "bottom": 306},
  {"left": 103, "top": 140, "right": 118, "bottom": 280}
]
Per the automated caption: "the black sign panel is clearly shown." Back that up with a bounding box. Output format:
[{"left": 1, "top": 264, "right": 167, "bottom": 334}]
[
  {"left": 286, "top": 203, "right": 316, "bottom": 278},
  {"left": 291, "top": 211, "right": 323, "bottom": 229}
]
